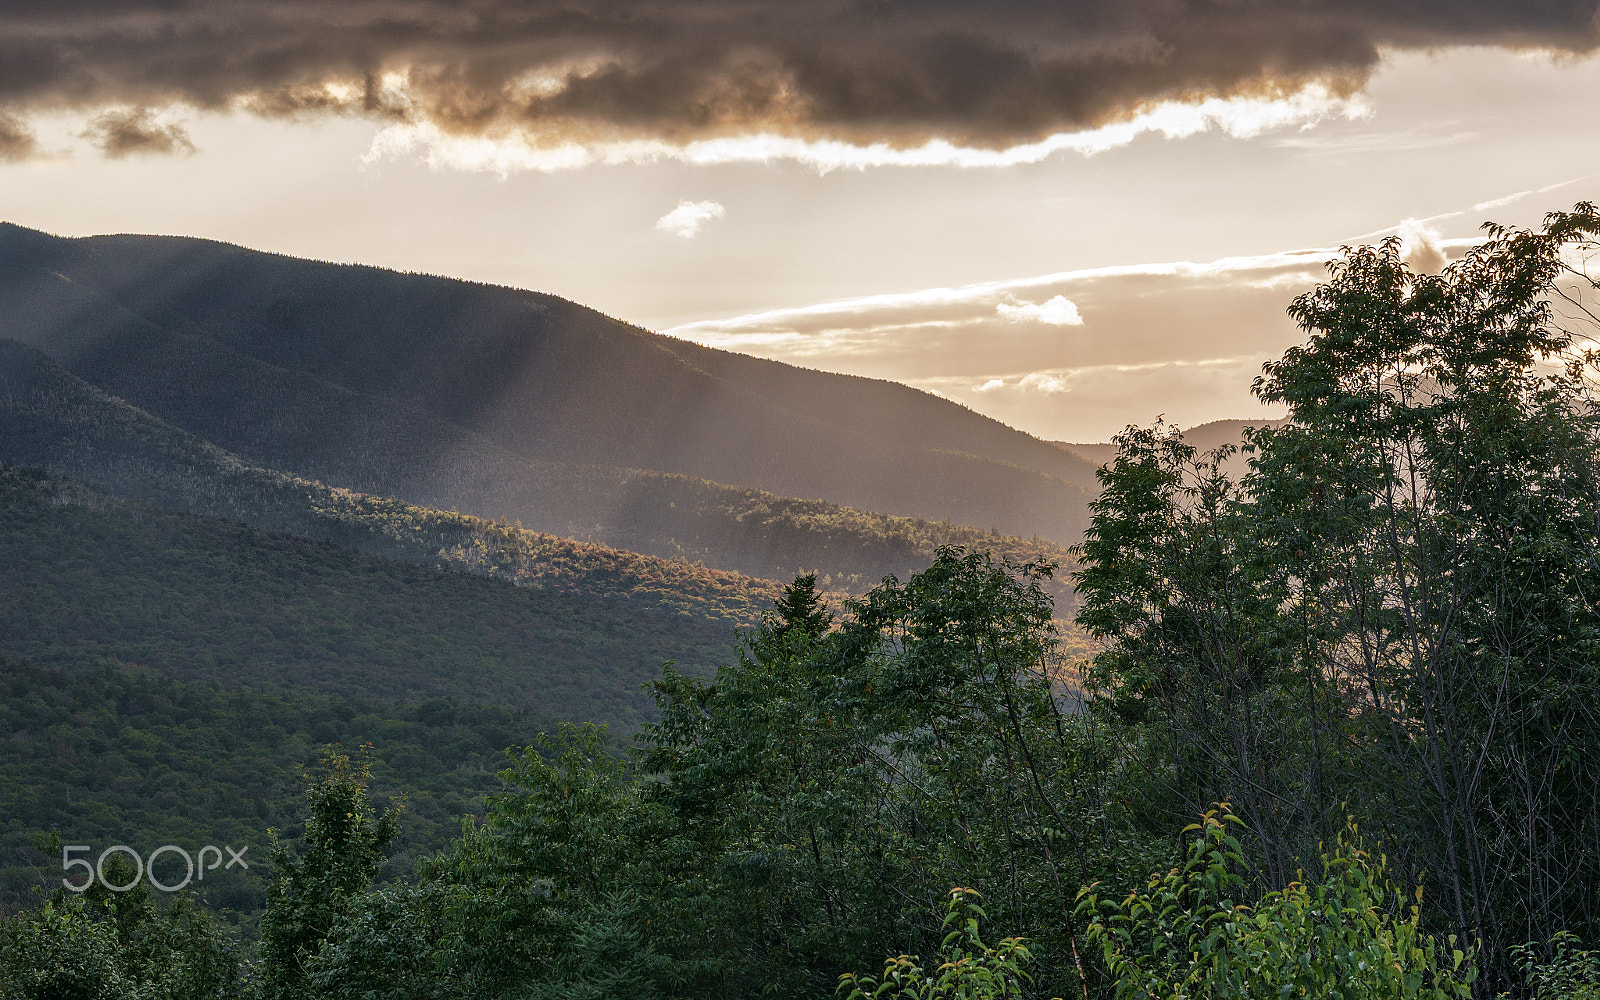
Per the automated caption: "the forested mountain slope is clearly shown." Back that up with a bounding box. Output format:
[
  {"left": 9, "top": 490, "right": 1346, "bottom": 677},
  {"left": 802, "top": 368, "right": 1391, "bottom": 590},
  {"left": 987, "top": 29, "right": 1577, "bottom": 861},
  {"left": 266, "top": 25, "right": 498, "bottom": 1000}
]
[
  {"left": 0, "top": 222, "right": 1097, "bottom": 542},
  {"left": 0, "top": 465, "right": 730, "bottom": 723},
  {"left": 0, "top": 340, "right": 784, "bottom": 622},
  {"left": 0, "top": 339, "right": 1076, "bottom": 607},
  {"left": 0, "top": 653, "right": 582, "bottom": 920}
]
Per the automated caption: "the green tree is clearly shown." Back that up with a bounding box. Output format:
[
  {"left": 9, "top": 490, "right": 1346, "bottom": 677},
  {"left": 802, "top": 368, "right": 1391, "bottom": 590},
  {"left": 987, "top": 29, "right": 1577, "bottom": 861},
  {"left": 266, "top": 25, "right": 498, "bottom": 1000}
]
[
  {"left": 394, "top": 723, "right": 650, "bottom": 999},
  {"left": 384, "top": 557, "right": 1127, "bottom": 1000},
  {"left": 0, "top": 896, "right": 127, "bottom": 1000},
  {"left": 303, "top": 883, "right": 461, "bottom": 1000},
  {"left": 1071, "top": 422, "right": 1343, "bottom": 883},
  {"left": 258, "top": 746, "right": 401, "bottom": 999},
  {"left": 637, "top": 553, "right": 1122, "bottom": 999},
  {"left": 766, "top": 571, "right": 833, "bottom": 637},
  {"left": 1251, "top": 204, "right": 1600, "bottom": 983},
  {"left": 0, "top": 852, "right": 242, "bottom": 1000},
  {"left": 1074, "top": 202, "right": 1600, "bottom": 993}
]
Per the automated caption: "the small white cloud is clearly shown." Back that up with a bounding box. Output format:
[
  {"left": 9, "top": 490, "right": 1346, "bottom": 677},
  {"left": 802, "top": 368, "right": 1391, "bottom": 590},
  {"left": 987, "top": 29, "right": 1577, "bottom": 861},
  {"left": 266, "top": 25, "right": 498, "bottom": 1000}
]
[
  {"left": 1396, "top": 217, "right": 1447, "bottom": 273},
  {"left": 974, "top": 378, "right": 1005, "bottom": 392},
  {"left": 996, "top": 295, "right": 1084, "bottom": 326},
  {"left": 655, "top": 199, "right": 726, "bottom": 238},
  {"left": 1017, "top": 371, "right": 1069, "bottom": 393}
]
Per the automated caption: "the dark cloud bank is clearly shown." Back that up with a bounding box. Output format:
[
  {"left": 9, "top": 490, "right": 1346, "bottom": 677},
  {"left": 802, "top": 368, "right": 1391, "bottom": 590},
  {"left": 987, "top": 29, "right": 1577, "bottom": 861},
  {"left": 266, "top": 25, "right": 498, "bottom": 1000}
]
[{"left": 2, "top": 1, "right": 1597, "bottom": 153}]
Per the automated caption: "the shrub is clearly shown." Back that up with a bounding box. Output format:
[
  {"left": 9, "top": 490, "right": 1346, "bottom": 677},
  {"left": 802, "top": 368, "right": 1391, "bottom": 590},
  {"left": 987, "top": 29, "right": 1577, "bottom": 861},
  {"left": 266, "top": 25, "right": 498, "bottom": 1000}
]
[
  {"left": 838, "top": 888, "right": 1037, "bottom": 1000},
  {"left": 1077, "top": 806, "right": 1474, "bottom": 1000}
]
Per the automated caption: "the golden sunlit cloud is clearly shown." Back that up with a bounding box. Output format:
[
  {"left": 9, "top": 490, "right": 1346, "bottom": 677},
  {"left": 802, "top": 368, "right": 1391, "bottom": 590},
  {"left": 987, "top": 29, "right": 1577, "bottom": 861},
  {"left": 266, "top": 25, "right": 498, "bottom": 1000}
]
[
  {"left": 362, "top": 83, "right": 1370, "bottom": 173},
  {"left": 1396, "top": 218, "right": 1448, "bottom": 273},
  {"left": 4, "top": 3, "right": 1595, "bottom": 166},
  {"left": 666, "top": 247, "right": 1342, "bottom": 350},
  {"left": 657, "top": 212, "right": 1540, "bottom": 440}
]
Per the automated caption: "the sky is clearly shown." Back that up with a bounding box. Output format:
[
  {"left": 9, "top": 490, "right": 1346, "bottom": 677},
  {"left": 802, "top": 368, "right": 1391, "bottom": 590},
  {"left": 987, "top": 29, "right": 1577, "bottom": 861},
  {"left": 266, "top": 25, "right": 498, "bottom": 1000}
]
[{"left": 2, "top": 2, "right": 1598, "bottom": 442}]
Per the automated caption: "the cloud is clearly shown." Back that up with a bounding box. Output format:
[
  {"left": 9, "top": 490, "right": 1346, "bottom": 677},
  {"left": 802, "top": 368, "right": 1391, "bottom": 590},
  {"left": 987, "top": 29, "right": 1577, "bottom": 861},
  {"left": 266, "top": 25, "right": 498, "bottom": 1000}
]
[
  {"left": 997, "top": 295, "right": 1084, "bottom": 326},
  {"left": 0, "top": 112, "right": 37, "bottom": 162},
  {"left": 655, "top": 200, "right": 726, "bottom": 239},
  {"left": 1472, "top": 175, "right": 1591, "bottom": 212},
  {"left": 1396, "top": 217, "right": 1448, "bottom": 273},
  {"left": 364, "top": 82, "right": 1368, "bottom": 172},
  {"left": 912, "top": 357, "right": 1287, "bottom": 442},
  {"left": 1270, "top": 124, "right": 1482, "bottom": 157},
  {"left": 0, "top": 2, "right": 1595, "bottom": 164},
  {"left": 79, "top": 108, "right": 195, "bottom": 159},
  {"left": 661, "top": 245, "right": 1369, "bottom": 437},
  {"left": 666, "top": 247, "right": 1337, "bottom": 350},
  {"left": 661, "top": 184, "right": 1573, "bottom": 439}
]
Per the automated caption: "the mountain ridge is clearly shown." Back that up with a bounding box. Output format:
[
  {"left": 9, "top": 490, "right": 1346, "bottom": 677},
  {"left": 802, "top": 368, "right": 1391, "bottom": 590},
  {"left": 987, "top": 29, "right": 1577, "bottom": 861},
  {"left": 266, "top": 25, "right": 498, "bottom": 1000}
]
[
  {"left": 0, "top": 339, "right": 786, "bottom": 623},
  {"left": 0, "top": 222, "right": 1097, "bottom": 544},
  {"left": 0, "top": 337, "right": 1078, "bottom": 607}
]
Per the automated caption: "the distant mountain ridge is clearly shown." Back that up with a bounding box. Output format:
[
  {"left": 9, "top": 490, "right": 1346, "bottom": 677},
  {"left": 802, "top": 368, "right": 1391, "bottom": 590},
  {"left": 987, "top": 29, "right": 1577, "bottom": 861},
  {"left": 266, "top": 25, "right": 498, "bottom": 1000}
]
[
  {"left": 1056, "top": 418, "right": 1289, "bottom": 476},
  {"left": 0, "top": 222, "right": 1098, "bottom": 545},
  {"left": 0, "top": 338, "right": 1077, "bottom": 608}
]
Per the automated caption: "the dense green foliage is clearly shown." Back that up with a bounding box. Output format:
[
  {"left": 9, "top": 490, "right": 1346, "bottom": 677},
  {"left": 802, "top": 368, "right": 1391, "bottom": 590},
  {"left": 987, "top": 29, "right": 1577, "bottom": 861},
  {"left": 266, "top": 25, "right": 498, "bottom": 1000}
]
[
  {"left": 1073, "top": 203, "right": 1600, "bottom": 995},
  {"left": 231, "top": 551, "right": 1152, "bottom": 1000},
  {"left": 182, "top": 543, "right": 1561, "bottom": 1000},
  {"left": 0, "top": 652, "right": 593, "bottom": 920},
  {"left": 0, "top": 464, "right": 727, "bottom": 719},
  {"left": 0, "top": 542, "right": 1585, "bottom": 998},
  {"left": 0, "top": 863, "right": 243, "bottom": 999}
]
